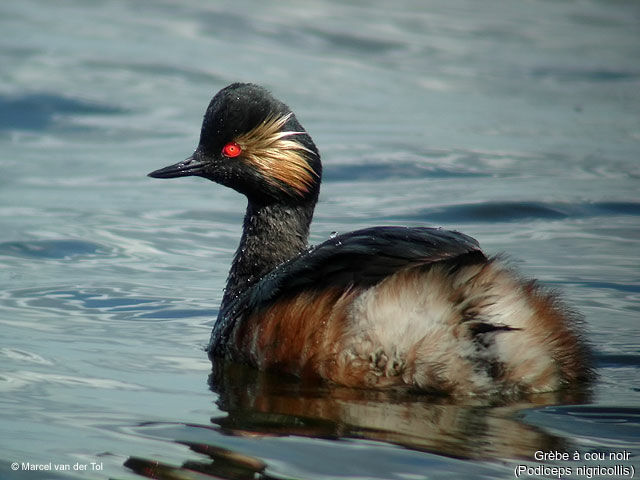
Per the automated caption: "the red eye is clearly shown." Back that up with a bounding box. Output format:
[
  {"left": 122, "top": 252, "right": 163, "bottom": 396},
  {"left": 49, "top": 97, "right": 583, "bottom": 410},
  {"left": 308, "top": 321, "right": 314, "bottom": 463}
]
[{"left": 222, "top": 141, "right": 242, "bottom": 158}]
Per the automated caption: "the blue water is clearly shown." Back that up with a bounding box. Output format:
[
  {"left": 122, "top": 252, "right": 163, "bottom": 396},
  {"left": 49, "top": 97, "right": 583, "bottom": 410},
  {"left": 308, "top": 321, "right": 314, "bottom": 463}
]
[{"left": 1, "top": 1, "right": 639, "bottom": 479}]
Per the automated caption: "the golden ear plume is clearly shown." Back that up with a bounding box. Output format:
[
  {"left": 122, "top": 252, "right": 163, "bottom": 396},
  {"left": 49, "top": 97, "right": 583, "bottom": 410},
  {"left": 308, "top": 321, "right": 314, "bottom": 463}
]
[{"left": 235, "top": 113, "right": 318, "bottom": 196}]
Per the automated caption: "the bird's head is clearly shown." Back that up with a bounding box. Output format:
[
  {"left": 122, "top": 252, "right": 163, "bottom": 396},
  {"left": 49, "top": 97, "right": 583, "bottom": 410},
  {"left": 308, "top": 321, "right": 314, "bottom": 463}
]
[{"left": 149, "top": 83, "right": 321, "bottom": 205}]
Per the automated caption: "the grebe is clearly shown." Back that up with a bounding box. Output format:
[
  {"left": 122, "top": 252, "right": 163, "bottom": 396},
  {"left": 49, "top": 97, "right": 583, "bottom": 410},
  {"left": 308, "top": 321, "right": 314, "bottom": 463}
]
[{"left": 149, "top": 83, "right": 591, "bottom": 396}]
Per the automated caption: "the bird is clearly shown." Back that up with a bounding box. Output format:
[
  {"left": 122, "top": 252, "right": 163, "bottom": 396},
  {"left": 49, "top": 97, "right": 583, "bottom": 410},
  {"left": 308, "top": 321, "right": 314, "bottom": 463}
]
[{"left": 148, "top": 82, "right": 592, "bottom": 397}]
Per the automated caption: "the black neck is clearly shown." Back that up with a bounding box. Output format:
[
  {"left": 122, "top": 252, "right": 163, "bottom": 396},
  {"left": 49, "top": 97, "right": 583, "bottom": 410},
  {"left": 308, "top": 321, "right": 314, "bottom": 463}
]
[{"left": 220, "top": 200, "right": 315, "bottom": 311}]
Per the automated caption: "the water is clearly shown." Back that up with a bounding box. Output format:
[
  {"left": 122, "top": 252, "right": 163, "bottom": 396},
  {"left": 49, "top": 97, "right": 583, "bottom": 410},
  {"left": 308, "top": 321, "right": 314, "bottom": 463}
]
[{"left": 1, "top": 0, "right": 639, "bottom": 478}]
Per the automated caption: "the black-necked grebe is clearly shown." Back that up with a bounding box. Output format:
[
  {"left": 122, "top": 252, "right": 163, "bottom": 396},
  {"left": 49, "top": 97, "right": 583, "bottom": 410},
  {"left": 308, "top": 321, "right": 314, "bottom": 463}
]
[{"left": 149, "top": 83, "right": 591, "bottom": 396}]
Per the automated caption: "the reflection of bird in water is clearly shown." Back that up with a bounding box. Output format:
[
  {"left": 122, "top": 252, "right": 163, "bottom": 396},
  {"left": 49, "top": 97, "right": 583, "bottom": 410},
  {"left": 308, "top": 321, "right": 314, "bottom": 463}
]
[
  {"left": 149, "top": 82, "right": 592, "bottom": 396},
  {"left": 124, "top": 363, "right": 590, "bottom": 480},
  {"left": 208, "top": 361, "right": 587, "bottom": 459}
]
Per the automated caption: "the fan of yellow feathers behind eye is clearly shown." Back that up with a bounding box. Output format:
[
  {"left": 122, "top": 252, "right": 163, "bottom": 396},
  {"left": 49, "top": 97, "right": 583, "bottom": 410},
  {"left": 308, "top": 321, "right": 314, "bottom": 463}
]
[{"left": 233, "top": 113, "right": 319, "bottom": 196}]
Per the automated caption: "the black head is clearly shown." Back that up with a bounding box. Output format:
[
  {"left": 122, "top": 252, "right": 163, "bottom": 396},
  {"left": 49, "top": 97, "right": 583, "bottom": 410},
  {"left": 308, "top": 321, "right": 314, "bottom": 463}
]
[{"left": 148, "top": 83, "right": 322, "bottom": 204}]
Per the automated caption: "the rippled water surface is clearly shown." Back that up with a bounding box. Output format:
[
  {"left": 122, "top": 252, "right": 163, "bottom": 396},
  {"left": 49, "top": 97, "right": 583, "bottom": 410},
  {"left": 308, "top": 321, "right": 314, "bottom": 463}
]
[{"left": 1, "top": 1, "right": 639, "bottom": 479}]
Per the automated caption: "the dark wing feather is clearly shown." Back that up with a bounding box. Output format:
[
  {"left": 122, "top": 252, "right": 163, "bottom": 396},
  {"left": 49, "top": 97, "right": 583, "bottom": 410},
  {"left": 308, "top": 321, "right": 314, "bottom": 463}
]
[
  {"left": 209, "top": 226, "right": 485, "bottom": 355},
  {"left": 251, "top": 226, "right": 483, "bottom": 303}
]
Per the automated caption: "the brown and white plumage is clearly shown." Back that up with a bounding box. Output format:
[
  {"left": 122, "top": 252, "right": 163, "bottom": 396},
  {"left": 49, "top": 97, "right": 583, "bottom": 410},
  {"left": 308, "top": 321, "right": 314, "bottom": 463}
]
[{"left": 149, "top": 83, "right": 592, "bottom": 396}]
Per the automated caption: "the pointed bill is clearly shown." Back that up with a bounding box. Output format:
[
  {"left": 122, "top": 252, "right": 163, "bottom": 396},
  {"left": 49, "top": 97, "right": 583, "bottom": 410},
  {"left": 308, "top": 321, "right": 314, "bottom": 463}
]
[{"left": 148, "top": 153, "right": 207, "bottom": 179}]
